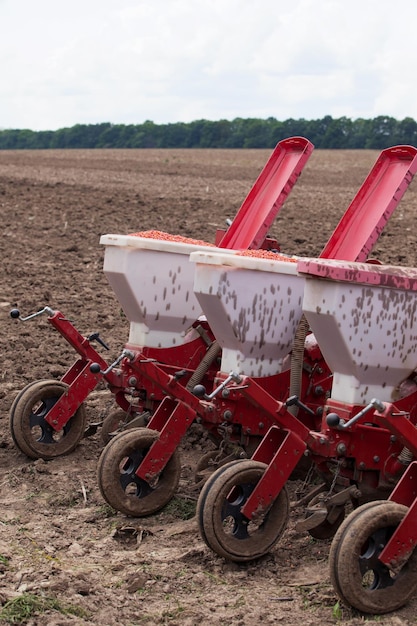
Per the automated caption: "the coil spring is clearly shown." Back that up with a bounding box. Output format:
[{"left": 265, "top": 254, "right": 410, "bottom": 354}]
[{"left": 398, "top": 447, "right": 414, "bottom": 465}]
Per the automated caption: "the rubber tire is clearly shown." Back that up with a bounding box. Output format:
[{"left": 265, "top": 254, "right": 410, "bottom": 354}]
[
  {"left": 97, "top": 428, "right": 181, "bottom": 517},
  {"left": 9, "top": 379, "right": 87, "bottom": 460},
  {"left": 196, "top": 459, "right": 246, "bottom": 546},
  {"left": 197, "top": 459, "right": 289, "bottom": 562},
  {"left": 329, "top": 500, "right": 417, "bottom": 614},
  {"left": 329, "top": 500, "right": 384, "bottom": 601}
]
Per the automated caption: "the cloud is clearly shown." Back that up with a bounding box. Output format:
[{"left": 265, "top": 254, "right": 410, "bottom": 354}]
[{"left": 1, "top": 0, "right": 416, "bottom": 131}]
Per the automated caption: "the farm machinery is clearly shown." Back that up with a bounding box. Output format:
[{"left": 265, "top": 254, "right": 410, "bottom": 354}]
[
  {"left": 91, "top": 141, "right": 417, "bottom": 520},
  {"left": 9, "top": 135, "right": 315, "bottom": 463},
  {"left": 9, "top": 140, "right": 417, "bottom": 613},
  {"left": 193, "top": 253, "right": 417, "bottom": 614},
  {"left": 100, "top": 144, "right": 417, "bottom": 615}
]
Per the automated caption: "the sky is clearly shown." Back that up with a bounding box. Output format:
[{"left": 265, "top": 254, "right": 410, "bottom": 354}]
[{"left": 1, "top": 0, "right": 416, "bottom": 131}]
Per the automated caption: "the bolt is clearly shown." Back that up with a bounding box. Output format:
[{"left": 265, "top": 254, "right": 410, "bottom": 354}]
[
  {"left": 258, "top": 422, "right": 264, "bottom": 430},
  {"left": 336, "top": 442, "right": 347, "bottom": 455},
  {"left": 223, "top": 410, "right": 232, "bottom": 420},
  {"left": 359, "top": 462, "right": 366, "bottom": 470},
  {"left": 128, "top": 376, "right": 137, "bottom": 387},
  {"left": 390, "top": 435, "right": 397, "bottom": 443},
  {"left": 222, "top": 388, "right": 230, "bottom": 398},
  {"left": 373, "top": 455, "right": 380, "bottom": 463}
]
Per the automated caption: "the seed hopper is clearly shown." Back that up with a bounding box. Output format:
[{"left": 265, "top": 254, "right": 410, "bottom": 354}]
[
  {"left": 9, "top": 136, "right": 314, "bottom": 462},
  {"left": 94, "top": 144, "right": 417, "bottom": 520}
]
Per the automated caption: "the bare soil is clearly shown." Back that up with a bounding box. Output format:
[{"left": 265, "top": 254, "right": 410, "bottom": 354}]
[{"left": 1, "top": 148, "right": 417, "bottom": 625}]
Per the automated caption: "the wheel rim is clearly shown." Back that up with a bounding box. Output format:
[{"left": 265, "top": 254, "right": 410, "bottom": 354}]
[
  {"left": 221, "top": 482, "right": 260, "bottom": 540},
  {"left": 97, "top": 428, "right": 181, "bottom": 517},
  {"left": 359, "top": 526, "right": 399, "bottom": 590},
  {"left": 119, "top": 445, "right": 154, "bottom": 498},
  {"left": 196, "top": 460, "right": 245, "bottom": 546},
  {"left": 28, "top": 395, "right": 70, "bottom": 444}
]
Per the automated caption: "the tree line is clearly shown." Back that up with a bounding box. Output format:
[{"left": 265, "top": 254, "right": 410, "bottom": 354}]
[{"left": 1, "top": 115, "right": 417, "bottom": 150}]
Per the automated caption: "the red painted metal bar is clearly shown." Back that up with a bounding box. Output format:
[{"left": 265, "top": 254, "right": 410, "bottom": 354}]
[
  {"left": 388, "top": 461, "right": 417, "bottom": 508},
  {"left": 374, "top": 403, "right": 417, "bottom": 459},
  {"left": 378, "top": 462, "right": 417, "bottom": 568},
  {"left": 239, "top": 427, "right": 307, "bottom": 518},
  {"left": 218, "top": 136, "right": 314, "bottom": 250},
  {"left": 320, "top": 145, "right": 417, "bottom": 262},
  {"left": 136, "top": 400, "right": 197, "bottom": 480},
  {"left": 146, "top": 397, "right": 179, "bottom": 432},
  {"left": 47, "top": 311, "right": 111, "bottom": 366},
  {"left": 45, "top": 363, "right": 102, "bottom": 430},
  {"left": 231, "top": 376, "right": 311, "bottom": 441},
  {"left": 44, "top": 311, "right": 117, "bottom": 430},
  {"left": 60, "top": 359, "right": 92, "bottom": 386}
]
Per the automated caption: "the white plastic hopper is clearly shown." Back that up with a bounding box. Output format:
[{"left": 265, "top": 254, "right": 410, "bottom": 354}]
[
  {"left": 100, "top": 234, "right": 235, "bottom": 348},
  {"left": 190, "top": 250, "right": 304, "bottom": 377},
  {"left": 298, "top": 258, "right": 417, "bottom": 405}
]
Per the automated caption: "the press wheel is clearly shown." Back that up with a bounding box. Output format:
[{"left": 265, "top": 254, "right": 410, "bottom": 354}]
[
  {"left": 197, "top": 459, "right": 289, "bottom": 562},
  {"left": 10, "top": 379, "right": 87, "bottom": 460},
  {"left": 196, "top": 459, "right": 245, "bottom": 546},
  {"left": 97, "top": 428, "right": 181, "bottom": 517},
  {"left": 329, "top": 500, "right": 385, "bottom": 602},
  {"left": 329, "top": 500, "right": 417, "bottom": 614},
  {"left": 9, "top": 380, "right": 44, "bottom": 457}
]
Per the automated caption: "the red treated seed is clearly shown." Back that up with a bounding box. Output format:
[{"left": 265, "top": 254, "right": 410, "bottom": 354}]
[
  {"left": 237, "top": 249, "right": 297, "bottom": 262},
  {"left": 129, "top": 230, "right": 215, "bottom": 247}
]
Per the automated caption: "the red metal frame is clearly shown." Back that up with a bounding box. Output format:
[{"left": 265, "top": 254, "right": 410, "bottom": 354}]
[
  {"left": 210, "top": 378, "right": 417, "bottom": 521},
  {"left": 40, "top": 312, "right": 218, "bottom": 431}
]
